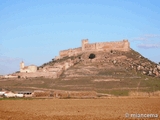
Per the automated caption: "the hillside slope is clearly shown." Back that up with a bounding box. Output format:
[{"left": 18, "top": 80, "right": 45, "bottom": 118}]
[
  {"left": 1, "top": 49, "right": 160, "bottom": 96},
  {"left": 38, "top": 49, "right": 160, "bottom": 95}
]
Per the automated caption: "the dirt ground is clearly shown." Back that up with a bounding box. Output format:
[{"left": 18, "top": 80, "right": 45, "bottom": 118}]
[{"left": 0, "top": 98, "right": 160, "bottom": 120}]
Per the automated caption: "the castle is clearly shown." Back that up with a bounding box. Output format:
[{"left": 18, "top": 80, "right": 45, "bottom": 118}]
[
  {"left": 17, "top": 39, "right": 130, "bottom": 78},
  {"left": 58, "top": 39, "right": 130, "bottom": 59}
]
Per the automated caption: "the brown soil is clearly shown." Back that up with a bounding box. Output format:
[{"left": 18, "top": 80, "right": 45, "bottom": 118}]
[{"left": 0, "top": 98, "right": 160, "bottom": 120}]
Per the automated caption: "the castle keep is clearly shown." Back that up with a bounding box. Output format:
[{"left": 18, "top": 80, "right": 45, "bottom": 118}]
[{"left": 59, "top": 39, "right": 130, "bottom": 58}]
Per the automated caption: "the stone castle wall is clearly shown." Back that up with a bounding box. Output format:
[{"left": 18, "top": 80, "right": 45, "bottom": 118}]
[
  {"left": 84, "top": 43, "right": 96, "bottom": 50},
  {"left": 59, "top": 49, "right": 71, "bottom": 58},
  {"left": 59, "top": 39, "right": 130, "bottom": 58},
  {"left": 93, "top": 40, "right": 130, "bottom": 51},
  {"left": 72, "top": 47, "right": 82, "bottom": 55},
  {"left": 60, "top": 47, "right": 82, "bottom": 58}
]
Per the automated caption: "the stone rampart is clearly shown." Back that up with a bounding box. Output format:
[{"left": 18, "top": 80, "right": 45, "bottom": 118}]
[
  {"left": 72, "top": 47, "right": 82, "bottom": 55},
  {"left": 59, "top": 47, "right": 82, "bottom": 58},
  {"left": 84, "top": 40, "right": 129, "bottom": 51},
  {"left": 59, "top": 39, "right": 130, "bottom": 58},
  {"left": 59, "top": 49, "right": 71, "bottom": 58},
  {"left": 101, "top": 41, "right": 123, "bottom": 50},
  {"left": 84, "top": 43, "right": 96, "bottom": 50}
]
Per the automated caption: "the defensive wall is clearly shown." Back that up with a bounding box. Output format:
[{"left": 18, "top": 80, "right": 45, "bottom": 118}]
[
  {"left": 60, "top": 47, "right": 82, "bottom": 58},
  {"left": 59, "top": 39, "right": 130, "bottom": 58}
]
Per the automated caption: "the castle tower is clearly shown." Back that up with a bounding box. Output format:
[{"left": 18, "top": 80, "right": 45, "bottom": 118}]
[
  {"left": 20, "top": 61, "right": 24, "bottom": 69},
  {"left": 123, "top": 39, "right": 130, "bottom": 51},
  {"left": 82, "top": 39, "right": 89, "bottom": 51}
]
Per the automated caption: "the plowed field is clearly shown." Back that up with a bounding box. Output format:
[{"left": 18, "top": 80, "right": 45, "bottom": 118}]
[{"left": 0, "top": 98, "right": 160, "bottom": 120}]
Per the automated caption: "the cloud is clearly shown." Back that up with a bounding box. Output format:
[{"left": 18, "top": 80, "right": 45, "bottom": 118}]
[
  {"left": 131, "top": 37, "right": 147, "bottom": 41},
  {"left": 131, "top": 34, "right": 160, "bottom": 41},
  {"left": 137, "top": 43, "right": 160, "bottom": 49},
  {"left": 130, "top": 34, "right": 160, "bottom": 49},
  {"left": 144, "top": 34, "right": 160, "bottom": 38}
]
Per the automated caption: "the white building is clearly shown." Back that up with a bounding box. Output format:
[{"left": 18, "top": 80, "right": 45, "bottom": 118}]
[{"left": 4, "top": 92, "right": 15, "bottom": 98}]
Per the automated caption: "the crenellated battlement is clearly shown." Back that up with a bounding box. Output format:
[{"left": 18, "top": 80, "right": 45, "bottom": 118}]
[{"left": 58, "top": 39, "right": 130, "bottom": 58}]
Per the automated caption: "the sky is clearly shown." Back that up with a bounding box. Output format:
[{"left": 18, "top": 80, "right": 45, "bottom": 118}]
[{"left": 0, "top": 0, "right": 160, "bottom": 75}]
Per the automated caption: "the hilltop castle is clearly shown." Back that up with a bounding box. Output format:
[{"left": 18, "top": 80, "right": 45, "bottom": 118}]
[
  {"left": 57, "top": 39, "right": 130, "bottom": 59},
  {"left": 16, "top": 39, "right": 130, "bottom": 78}
]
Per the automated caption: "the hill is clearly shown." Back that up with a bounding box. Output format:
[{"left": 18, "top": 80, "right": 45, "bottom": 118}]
[{"left": 1, "top": 48, "right": 160, "bottom": 96}]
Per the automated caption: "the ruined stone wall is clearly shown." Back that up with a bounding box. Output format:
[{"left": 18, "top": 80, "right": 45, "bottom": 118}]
[
  {"left": 84, "top": 40, "right": 130, "bottom": 51},
  {"left": 96, "top": 41, "right": 124, "bottom": 50},
  {"left": 60, "top": 47, "right": 82, "bottom": 58},
  {"left": 59, "top": 39, "right": 130, "bottom": 58},
  {"left": 59, "top": 49, "right": 72, "bottom": 58},
  {"left": 84, "top": 43, "right": 96, "bottom": 50},
  {"left": 72, "top": 47, "right": 82, "bottom": 55}
]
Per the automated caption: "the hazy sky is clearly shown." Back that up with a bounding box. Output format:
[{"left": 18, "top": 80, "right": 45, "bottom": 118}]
[{"left": 0, "top": 0, "right": 160, "bottom": 75}]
